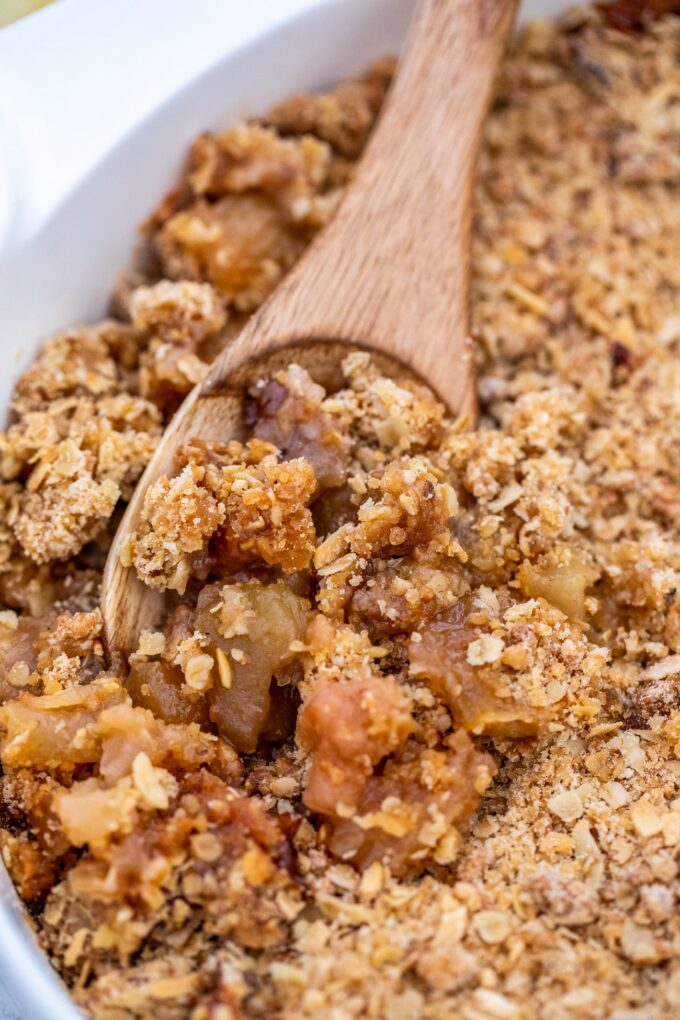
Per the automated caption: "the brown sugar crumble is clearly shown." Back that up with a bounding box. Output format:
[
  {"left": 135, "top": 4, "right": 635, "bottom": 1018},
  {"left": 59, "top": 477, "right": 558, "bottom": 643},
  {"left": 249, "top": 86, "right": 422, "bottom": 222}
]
[{"left": 3, "top": 7, "right": 680, "bottom": 1017}]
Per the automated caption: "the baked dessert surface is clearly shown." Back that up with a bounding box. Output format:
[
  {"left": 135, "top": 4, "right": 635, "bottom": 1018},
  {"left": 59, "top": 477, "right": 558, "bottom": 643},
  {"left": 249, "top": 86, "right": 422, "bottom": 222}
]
[{"left": 1, "top": 7, "right": 680, "bottom": 1017}]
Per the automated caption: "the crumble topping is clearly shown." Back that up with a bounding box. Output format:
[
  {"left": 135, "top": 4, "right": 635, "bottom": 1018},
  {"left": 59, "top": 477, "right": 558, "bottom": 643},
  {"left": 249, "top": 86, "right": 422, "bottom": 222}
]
[{"left": 2, "top": 9, "right": 680, "bottom": 1018}]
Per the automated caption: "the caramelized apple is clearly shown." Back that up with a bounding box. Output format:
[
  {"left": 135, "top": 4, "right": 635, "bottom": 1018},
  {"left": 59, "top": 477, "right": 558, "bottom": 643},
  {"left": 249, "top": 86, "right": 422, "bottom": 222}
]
[
  {"left": 127, "top": 660, "right": 209, "bottom": 727},
  {"left": 409, "top": 594, "right": 550, "bottom": 737},
  {"left": 517, "top": 547, "right": 598, "bottom": 622},
  {"left": 196, "top": 579, "right": 310, "bottom": 752},
  {"left": 327, "top": 732, "right": 495, "bottom": 874},
  {"left": 247, "top": 368, "right": 351, "bottom": 493},
  {"left": 0, "top": 612, "right": 47, "bottom": 703},
  {"left": 298, "top": 676, "right": 494, "bottom": 874}
]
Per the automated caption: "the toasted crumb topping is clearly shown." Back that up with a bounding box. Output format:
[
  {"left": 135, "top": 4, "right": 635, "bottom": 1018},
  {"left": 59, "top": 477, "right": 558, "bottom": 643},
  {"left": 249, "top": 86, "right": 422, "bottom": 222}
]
[{"left": 2, "top": 11, "right": 680, "bottom": 1018}]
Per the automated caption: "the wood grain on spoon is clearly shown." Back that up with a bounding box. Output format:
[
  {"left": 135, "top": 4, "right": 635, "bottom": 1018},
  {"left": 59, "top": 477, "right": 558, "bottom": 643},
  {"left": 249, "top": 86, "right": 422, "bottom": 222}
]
[{"left": 102, "top": 0, "right": 519, "bottom": 658}]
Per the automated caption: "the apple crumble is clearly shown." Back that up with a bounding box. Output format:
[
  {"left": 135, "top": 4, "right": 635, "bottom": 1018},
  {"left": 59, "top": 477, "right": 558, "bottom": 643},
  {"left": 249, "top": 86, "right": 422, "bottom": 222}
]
[{"left": 2, "top": 5, "right": 680, "bottom": 1018}]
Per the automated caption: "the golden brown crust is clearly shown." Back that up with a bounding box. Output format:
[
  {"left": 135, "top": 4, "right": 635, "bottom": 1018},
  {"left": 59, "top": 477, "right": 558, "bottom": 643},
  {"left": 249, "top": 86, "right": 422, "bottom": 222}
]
[{"left": 3, "top": 21, "right": 680, "bottom": 1018}]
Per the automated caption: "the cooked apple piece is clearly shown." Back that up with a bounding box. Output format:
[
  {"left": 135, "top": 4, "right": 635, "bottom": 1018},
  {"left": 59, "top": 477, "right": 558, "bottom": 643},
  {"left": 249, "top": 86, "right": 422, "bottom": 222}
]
[
  {"left": 517, "top": 547, "right": 598, "bottom": 622},
  {"left": 0, "top": 679, "right": 126, "bottom": 771},
  {"left": 246, "top": 366, "right": 351, "bottom": 492},
  {"left": 327, "top": 733, "right": 495, "bottom": 874},
  {"left": 127, "top": 660, "right": 209, "bottom": 727},
  {"left": 195, "top": 579, "right": 310, "bottom": 752},
  {"left": 0, "top": 611, "right": 48, "bottom": 703},
  {"left": 298, "top": 676, "right": 493, "bottom": 874},
  {"left": 409, "top": 594, "right": 550, "bottom": 737}
]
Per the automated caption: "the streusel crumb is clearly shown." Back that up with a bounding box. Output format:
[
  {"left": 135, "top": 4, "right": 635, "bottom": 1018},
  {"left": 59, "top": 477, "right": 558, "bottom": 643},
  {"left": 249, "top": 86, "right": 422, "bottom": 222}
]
[{"left": 2, "top": 10, "right": 680, "bottom": 1018}]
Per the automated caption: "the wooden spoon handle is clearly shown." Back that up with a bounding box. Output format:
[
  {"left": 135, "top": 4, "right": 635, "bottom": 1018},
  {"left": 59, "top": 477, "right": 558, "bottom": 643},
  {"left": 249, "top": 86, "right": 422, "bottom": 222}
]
[{"left": 205, "top": 0, "right": 518, "bottom": 418}]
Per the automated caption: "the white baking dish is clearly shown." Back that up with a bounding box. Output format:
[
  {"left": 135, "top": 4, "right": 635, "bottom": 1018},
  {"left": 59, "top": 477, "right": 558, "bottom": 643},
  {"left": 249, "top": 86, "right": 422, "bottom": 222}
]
[{"left": 0, "top": 0, "right": 568, "bottom": 1016}]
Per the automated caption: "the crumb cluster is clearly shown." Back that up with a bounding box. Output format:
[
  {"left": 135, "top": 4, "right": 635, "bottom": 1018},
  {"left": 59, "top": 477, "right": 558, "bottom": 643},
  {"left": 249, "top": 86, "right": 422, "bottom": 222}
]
[{"left": 1, "top": 8, "right": 680, "bottom": 1018}]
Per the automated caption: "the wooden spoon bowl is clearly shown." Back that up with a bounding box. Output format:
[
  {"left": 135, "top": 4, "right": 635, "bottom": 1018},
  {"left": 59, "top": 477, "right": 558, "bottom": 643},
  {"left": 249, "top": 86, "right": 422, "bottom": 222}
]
[{"left": 102, "top": 0, "right": 519, "bottom": 658}]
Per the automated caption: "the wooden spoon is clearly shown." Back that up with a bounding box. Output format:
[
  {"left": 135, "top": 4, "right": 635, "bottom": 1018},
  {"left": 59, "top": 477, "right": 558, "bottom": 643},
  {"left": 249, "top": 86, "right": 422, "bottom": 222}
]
[{"left": 102, "top": 0, "right": 518, "bottom": 658}]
